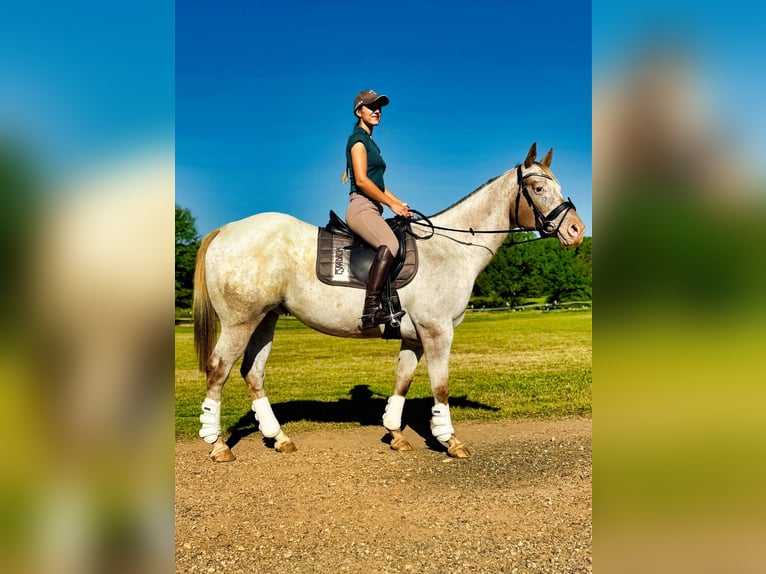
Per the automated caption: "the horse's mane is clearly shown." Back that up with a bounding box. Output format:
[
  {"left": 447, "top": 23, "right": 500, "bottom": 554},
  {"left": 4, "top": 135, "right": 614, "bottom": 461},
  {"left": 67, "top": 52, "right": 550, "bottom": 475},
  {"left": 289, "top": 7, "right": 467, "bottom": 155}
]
[
  {"left": 427, "top": 172, "right": 506, "bottom": 219},
  {"left": 428, "top": 161, "right": 558, "bottom": 218}
]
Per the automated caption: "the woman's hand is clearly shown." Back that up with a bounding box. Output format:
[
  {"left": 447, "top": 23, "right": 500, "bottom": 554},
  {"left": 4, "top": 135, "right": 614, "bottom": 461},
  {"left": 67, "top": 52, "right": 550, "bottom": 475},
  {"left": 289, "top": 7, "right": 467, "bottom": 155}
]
[{"left": 391, "top": 201, "right": 412, "bottom": 218}]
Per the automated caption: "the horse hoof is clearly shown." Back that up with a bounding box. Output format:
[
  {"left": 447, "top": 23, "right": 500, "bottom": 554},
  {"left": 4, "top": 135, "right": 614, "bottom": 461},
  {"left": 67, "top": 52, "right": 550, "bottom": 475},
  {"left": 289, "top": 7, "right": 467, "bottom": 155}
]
[
  {"left": 447, "top": 437, "right": 472, "bottom": 459},
  {"left": 208, "top": 437, "right": 236, "bottom": 462},
  {"left": 210, "top": 446, "right": 236, "bottom": 462},
  {"left": 275, "top": 440, "right": 297, "bottom": 453},
  {"left": 390, "top": 436, "right": 414, "bottom": 452}
]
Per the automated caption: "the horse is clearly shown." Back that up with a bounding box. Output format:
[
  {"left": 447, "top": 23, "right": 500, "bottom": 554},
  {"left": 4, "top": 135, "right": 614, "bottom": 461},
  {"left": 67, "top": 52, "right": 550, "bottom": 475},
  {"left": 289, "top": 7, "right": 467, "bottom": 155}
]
[{"left": 193, "top": 143, "right": 585, "bottom": 461}]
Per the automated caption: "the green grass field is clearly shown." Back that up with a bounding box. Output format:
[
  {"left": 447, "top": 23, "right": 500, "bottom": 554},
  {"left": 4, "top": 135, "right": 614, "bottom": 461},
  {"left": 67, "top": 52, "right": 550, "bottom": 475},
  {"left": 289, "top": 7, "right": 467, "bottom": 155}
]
[{"left": 175, "top": 309, "right": 591, "bottom": 439}]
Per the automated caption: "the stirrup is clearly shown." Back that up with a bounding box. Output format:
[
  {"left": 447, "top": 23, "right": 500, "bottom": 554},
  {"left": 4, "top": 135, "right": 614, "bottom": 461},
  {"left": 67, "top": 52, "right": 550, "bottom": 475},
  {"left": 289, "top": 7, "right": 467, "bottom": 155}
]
[
  {"left": 384, "top": 296, "right": 405, "bottom": 327},
  {"left": 386, "top": 308, "right": 405, "bottom": 328},
  {"left": 361, "top": 306, "right": 404, "bottom": 329}
]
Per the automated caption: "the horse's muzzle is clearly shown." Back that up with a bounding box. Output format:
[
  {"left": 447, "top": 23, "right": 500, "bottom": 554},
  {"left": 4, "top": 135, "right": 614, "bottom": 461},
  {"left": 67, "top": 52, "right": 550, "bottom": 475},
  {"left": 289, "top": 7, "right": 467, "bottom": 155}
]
[{"left": 559, "top": 211, "right": 585, "bottom": 246}]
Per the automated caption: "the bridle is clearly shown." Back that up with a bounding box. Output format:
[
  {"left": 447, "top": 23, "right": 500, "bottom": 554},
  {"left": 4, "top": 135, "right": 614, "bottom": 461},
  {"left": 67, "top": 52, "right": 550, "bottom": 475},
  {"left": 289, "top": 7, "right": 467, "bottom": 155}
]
[
  {"left": 514, "top": 165, "right": 577, "bottom": 238},
  {"left": 407, "top": 164, "right": 577, "bottom": 243}
]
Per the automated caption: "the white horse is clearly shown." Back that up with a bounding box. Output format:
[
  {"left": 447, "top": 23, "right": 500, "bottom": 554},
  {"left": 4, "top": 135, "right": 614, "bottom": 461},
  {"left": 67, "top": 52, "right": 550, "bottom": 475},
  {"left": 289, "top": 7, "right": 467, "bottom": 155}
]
[{"left": 193, "top": 143, "right": 585, "bottom": 461}]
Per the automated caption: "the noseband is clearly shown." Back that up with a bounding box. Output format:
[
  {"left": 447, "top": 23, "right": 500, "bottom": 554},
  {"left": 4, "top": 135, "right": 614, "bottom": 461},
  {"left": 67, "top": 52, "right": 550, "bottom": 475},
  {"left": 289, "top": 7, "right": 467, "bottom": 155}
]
[{"left": 515, "top": 165, "right": 576, "bottom": 238}]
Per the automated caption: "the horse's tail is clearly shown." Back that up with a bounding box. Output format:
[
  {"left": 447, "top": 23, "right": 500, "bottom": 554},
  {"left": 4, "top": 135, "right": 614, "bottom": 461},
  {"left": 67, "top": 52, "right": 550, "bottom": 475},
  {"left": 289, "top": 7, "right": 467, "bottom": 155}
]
[{"left": 193, "top": 229, "right": 221, "bottom": 372}]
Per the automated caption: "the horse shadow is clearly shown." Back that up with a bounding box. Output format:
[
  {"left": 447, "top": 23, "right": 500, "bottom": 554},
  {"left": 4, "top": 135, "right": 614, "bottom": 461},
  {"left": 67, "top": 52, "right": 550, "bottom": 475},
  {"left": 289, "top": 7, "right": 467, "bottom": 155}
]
[{"left": 225, "top": 384, "right": 499, "bottom": 454}]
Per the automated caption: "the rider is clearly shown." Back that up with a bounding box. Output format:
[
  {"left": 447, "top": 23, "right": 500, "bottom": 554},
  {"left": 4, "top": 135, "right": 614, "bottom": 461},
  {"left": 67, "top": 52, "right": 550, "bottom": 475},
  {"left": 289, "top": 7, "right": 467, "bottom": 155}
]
[{"left": 344, "top": 89, "right": 412, "bottom": 329}]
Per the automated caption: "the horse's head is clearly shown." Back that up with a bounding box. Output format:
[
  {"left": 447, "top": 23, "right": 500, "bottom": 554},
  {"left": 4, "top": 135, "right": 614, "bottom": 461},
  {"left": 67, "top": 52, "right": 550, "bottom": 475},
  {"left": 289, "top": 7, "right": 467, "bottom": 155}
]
[{"left": 514, "top": 143, "right": 585, "bottom": 246}]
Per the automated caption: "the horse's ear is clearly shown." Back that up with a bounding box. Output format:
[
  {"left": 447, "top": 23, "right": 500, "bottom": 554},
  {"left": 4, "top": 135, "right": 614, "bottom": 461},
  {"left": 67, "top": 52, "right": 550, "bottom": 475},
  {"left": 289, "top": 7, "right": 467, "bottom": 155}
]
[
  {"left": 541, "top": 147, "right": 553, "bottom": 167},
  {"left": 524, "top": 143, "right": 537, "bottom": 168}
]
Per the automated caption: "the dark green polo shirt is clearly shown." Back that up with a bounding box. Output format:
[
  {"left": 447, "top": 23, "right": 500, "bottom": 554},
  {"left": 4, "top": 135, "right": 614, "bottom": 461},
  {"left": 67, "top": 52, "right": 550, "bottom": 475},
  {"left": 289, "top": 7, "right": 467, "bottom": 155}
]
[{"left": 346, "top": 126, "right": 386, "bottom": 196}]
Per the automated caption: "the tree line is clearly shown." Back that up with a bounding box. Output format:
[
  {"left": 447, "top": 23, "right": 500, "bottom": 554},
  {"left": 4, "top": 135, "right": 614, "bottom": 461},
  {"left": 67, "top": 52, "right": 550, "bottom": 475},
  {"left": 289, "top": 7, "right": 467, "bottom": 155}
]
[
  {"left": 471, "top": 232, "right": 591, "bottom": 307},
  {"left": 175, "top": 206, "right": 592, "bottom": 311}
]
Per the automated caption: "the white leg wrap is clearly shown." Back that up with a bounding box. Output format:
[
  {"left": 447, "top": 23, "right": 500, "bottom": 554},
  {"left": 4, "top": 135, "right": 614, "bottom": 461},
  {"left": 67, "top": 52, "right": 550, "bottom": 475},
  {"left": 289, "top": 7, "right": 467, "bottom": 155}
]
[
  {"left": 382, "top": 395, "right": 406, "bottom": 431},
  {"left": 252, "top": 397, "right": 281, "bottom": 438},
  {"left": 199, "top": 398, "right": 221, "bottom": 444},
  {"left": 430, "top": 403, "right": 454, "bottom": 443}
]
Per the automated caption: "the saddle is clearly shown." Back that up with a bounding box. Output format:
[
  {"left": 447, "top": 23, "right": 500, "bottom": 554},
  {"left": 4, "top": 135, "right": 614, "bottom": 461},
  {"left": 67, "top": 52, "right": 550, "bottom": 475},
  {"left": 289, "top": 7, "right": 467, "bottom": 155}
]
[{"left": 316, "top": 210, "right": 419, "bottom": 289}]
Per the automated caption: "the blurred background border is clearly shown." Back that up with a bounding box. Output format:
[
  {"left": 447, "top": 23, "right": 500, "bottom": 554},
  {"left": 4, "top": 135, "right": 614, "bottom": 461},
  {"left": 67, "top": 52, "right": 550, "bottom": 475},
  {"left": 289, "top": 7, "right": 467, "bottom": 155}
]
[{"left": 1, "top": 1, "right": 764, "bottom": 572}]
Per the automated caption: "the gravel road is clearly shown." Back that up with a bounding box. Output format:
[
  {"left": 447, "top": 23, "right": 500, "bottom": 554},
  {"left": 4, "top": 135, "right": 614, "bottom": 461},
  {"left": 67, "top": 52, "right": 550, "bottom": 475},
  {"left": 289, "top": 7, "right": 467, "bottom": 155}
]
[{"left": 175, "top": 418, "right": 591, "bottom": 573}]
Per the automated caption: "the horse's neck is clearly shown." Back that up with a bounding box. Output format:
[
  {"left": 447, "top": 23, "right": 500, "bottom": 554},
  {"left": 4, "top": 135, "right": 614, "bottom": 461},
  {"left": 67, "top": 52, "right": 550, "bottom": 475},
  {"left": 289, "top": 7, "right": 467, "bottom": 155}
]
[{"left": 431, "top": 170, "right": 517, "bottom": 263}]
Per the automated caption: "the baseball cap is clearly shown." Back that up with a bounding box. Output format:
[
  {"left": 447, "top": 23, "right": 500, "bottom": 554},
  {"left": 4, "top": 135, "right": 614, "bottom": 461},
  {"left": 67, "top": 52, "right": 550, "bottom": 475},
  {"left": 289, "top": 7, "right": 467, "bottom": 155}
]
[{"left": 354, "top": 89, "right": 390, "bottom": 112}]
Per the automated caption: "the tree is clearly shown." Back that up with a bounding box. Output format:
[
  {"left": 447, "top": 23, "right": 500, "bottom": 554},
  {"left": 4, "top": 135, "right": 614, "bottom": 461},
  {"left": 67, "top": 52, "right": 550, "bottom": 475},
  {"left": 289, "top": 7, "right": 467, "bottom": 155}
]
[
  {"left": 545, "top": 237, "right": 592, "bottom": 303},
  {"left": 472, "top": 234, "right": 592, "bottom": 306},
  {"left": 176, "top": 205, "right": 200, "bottom": 309}
]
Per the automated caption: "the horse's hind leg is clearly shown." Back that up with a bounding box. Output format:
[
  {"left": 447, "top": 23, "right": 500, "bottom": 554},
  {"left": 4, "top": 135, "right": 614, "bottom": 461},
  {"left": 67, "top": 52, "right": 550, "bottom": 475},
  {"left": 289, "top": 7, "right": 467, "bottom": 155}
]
[
  {"left": 200, "top": 322, "right": 257, "bottom": 462},
  {"left": 383, "top": 340, "right": 424, "bottom": 452},
  {"left": 240, "top": 310, "right": 296, "bottom": 453}
]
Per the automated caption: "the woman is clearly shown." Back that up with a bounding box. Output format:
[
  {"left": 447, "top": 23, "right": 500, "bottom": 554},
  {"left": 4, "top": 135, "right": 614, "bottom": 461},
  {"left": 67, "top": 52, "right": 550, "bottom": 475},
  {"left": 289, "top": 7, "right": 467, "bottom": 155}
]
[{"left": 345, "top": 89, "right": 412, "bottom": 329}]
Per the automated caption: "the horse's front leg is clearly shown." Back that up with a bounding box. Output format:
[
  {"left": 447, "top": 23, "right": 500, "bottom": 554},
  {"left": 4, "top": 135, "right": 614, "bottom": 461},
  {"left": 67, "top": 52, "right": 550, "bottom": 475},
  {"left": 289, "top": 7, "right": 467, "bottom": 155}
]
[
  {"left": 383, "top": 340, "right": 424, "bottom": 451},
  {"left": 421, "top": 323, "right": 472, "bottom": 459}
]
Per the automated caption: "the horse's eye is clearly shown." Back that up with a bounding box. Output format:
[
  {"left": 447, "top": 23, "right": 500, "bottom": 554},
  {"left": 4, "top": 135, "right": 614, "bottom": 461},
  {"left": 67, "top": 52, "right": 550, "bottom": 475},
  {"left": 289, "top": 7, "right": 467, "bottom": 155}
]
[{"left": 536, "top": 186, "right": 544, "bottom": 193}]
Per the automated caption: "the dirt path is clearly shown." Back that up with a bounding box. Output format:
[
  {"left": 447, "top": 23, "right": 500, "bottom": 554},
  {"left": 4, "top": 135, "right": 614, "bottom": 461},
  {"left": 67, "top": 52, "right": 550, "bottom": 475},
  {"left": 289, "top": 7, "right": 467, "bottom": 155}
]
[{"left": 175, "top": 418, "right": 591, "bottom": 573}]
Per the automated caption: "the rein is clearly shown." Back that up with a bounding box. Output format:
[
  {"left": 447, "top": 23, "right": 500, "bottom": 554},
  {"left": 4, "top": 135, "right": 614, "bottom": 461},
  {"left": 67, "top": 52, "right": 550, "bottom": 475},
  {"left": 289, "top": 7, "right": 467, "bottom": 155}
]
[{"left": 406, "top": 165, "right": 576, "bottom": 244}]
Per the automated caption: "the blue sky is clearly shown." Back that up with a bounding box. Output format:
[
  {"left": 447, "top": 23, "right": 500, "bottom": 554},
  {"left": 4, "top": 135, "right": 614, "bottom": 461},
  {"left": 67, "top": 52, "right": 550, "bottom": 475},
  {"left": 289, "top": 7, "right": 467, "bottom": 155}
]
[
  {"left": 176, "top": 0, "right": 593, "bottom": 237},
  {"left": 4, "top": 2, "right": 763, "bottom": 241}
]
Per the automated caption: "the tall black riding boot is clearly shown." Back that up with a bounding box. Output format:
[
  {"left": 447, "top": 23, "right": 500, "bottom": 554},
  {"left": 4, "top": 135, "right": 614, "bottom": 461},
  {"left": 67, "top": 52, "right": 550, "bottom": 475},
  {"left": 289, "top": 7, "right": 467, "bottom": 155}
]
[{"left": 361, "top": 246, "right": 406, "bottom": 330}]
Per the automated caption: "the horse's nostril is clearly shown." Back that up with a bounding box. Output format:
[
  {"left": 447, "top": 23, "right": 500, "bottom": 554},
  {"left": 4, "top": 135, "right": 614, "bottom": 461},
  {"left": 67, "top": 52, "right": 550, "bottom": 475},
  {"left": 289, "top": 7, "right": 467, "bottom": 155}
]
[{"left": 569, "top": 224, "right": 580, "bottom": 236}]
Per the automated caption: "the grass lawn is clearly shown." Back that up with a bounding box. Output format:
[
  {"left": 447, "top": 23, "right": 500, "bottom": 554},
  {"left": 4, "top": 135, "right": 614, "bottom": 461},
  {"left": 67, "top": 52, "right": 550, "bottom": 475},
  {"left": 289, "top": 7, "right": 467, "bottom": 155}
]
[{"left": 175, "top": 309, "right": 591, "bottom": 439}]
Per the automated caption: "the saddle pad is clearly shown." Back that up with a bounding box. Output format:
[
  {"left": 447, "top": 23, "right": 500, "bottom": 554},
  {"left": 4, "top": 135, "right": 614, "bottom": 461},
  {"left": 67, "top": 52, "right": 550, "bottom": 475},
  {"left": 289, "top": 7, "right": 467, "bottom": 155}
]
[{"left": 316, "top": 228, "right": 418, "bottom": 289}]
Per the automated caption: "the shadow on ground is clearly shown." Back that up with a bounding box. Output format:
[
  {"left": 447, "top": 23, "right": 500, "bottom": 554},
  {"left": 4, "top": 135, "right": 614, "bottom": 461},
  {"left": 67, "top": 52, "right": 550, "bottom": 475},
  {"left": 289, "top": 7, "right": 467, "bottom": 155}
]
[{"left": 225, "top": 384, "right": 499, "bottom": 453}]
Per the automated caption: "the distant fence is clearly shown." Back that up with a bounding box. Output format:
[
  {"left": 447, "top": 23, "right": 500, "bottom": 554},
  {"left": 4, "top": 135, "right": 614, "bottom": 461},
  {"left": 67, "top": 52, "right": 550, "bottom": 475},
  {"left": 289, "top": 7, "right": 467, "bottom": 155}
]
[
  {"left": 176, "top": 300, "right": 592, "bottom": 324},
  {"left": 467, "top": 300, "right": 592, "bottom": 313}
]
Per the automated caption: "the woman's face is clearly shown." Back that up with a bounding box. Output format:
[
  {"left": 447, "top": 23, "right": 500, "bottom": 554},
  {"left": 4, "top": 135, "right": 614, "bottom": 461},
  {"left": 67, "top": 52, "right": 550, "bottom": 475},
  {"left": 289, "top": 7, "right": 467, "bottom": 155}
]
[{"left": 357, "top": 104, "right": 382, "bottom": 126}]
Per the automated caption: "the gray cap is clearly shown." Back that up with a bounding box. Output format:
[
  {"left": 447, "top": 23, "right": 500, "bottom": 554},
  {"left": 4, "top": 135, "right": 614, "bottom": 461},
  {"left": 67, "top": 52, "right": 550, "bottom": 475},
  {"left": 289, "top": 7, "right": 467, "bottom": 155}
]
[{"left": 354, "top": 89, "right": 390, "bottom": 112}]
